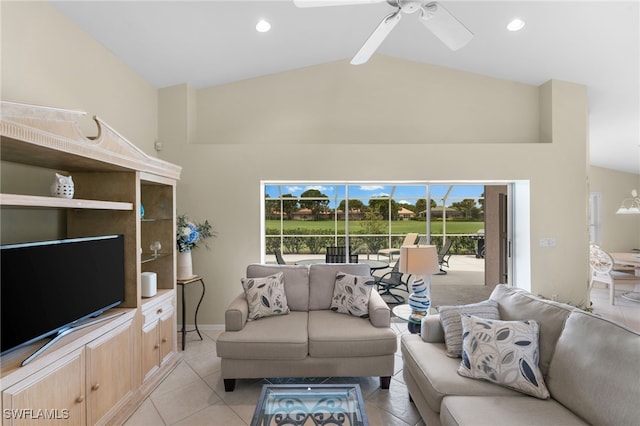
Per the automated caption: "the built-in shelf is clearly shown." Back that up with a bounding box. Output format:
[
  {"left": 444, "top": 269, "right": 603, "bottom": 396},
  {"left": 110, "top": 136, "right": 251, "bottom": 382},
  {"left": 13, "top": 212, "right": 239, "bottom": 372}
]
[
  {"left": 0, "top": 193, "right": 133, "bottom": 210},
  {"left": 1, "top": 101, "right": 182, "bottom": 426},
  {"left": 141, "top": 253, "right": 172, "bottom": 264}
]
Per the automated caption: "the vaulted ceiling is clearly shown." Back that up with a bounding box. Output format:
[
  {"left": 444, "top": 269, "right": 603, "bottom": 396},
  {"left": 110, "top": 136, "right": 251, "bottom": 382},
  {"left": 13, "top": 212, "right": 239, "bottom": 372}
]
[{"left": 51, "top": 1, "right": 639, "bottom": 174}]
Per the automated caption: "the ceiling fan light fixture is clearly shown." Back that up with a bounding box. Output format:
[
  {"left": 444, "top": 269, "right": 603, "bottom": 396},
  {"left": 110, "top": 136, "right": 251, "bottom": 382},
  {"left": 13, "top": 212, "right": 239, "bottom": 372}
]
[
  {"left": 616, "top": 189, "right": 640, "bottom": 215},
  {"left": 507, "top": 18, "right": 526, "bottom": 32},
  {"left": 256, "top": 19, "right": 271, "bottom": 33}
]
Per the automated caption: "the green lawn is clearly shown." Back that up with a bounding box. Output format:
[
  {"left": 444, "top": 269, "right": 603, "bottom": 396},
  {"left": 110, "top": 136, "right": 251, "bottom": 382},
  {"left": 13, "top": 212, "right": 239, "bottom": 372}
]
[{"left": 265, "top": 220, "right": 484, "bottom": 235}]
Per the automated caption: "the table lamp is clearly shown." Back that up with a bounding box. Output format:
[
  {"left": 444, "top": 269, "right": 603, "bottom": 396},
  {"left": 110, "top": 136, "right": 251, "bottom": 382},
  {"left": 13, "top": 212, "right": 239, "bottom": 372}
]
[{"left": 399, "top": 245, "right": 440, "bottom": 322}]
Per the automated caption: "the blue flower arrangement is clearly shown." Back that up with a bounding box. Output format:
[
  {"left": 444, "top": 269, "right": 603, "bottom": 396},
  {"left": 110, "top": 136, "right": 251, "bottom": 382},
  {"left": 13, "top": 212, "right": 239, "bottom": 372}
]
[{"left": 176, "top": 214, "right": 214, "bottom": 252}]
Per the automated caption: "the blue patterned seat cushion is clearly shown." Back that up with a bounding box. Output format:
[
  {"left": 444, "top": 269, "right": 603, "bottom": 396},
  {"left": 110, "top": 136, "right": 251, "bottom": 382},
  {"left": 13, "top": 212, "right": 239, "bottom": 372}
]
[{"left": 457, "top": 314, "right": 550, "bottom": 399}]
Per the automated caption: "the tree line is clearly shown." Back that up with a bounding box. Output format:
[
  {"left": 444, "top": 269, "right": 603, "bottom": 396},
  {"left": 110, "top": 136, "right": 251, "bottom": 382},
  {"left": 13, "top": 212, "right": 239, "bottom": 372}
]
[{"left": 265, "top": 189, "right": 484, "bottom": 221}]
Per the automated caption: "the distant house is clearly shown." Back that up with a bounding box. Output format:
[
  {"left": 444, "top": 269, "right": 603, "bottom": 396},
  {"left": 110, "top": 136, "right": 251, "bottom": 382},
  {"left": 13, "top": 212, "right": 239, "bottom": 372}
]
[
  {"left": 419, "top": 207, "right": 461, "bottom": 219},
  {"left": 398, "top": 207, "right": 416, "bottom": 220},
  {"left": 291, "top": 208, "right": 314, "bottom": 221},
  {"left": 336, "top": 209, "right": 366, "bottom": 220},
  {"left": 291, "top": 208, "right": 332, "bottom": 221}
]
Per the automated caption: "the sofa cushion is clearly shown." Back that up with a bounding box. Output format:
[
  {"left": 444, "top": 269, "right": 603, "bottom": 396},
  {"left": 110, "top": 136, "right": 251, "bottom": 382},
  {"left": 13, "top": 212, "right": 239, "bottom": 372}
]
[
  {"left": 440, "top": 395, "right": 588, "bottom": 426},
  {"left": 458, "top": 315, "right": 549, "bottom": 399},
  {"left": 438, "top": 299, "right": 500, "bottom": 357},
  {"left": 247, "top": 264, "right": 309, "bottom": 311},
  {"left": 401, "top": 334, "right": 521, "bottom": 414},
  {"left": 308, "top": 310, "right": 396, "bottom": 357},
  {"left": 330, "top": 272, "right": 375, "bottom": 318},
  {"left": 309, "top": 263, "right": 370, "bottom": 310},
  {"left": 546, "top": 311, "right": 640, "bottom": 426},
  {"left": 490, "top": 284, "right": 573, "bottom": 377},
  {"left": 216, "top": 311, "right": 309, "bottom": 361},
  {"left": 241, "top": 272, "right": 290, "bottom": 321}
]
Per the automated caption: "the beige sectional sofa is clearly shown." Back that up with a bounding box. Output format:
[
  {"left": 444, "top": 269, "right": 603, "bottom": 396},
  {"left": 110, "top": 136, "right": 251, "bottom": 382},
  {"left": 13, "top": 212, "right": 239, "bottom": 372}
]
[
  {"left": 402, "top": 284, "right": 640, "bottom": 426},
  {"left": 216, "top": 263, "right": 397, "bottom": 391}
]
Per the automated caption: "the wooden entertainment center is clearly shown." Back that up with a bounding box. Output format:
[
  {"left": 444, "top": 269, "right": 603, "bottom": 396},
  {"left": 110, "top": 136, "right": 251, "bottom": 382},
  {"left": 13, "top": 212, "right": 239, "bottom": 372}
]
[{"left": 0, "top": 101, "right": 182, "bottom": 425}]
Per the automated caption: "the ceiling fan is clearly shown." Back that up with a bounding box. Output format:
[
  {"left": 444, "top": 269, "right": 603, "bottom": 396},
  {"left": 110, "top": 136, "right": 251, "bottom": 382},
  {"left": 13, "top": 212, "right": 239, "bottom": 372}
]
[{"left": 294, "top": 0, "right": 474, "bottom": 65}]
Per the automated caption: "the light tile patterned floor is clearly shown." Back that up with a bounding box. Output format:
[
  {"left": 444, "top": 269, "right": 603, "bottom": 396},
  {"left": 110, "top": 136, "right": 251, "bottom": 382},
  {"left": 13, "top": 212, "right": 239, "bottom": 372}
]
[{"left": 124, "top": 285, "right": 639, "bottom": 426}]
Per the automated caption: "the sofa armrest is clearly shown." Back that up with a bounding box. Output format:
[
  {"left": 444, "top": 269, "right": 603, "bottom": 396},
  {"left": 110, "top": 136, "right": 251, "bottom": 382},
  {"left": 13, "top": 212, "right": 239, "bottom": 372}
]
[
  {"left": 369, "top": 290, "right": 391, "bottom": 327},
  {"left": 225, "top": 293, "right": 249, "bottom": 331},
  {"left": 421, "top": 314, "right": 445, "bottom": 343}
]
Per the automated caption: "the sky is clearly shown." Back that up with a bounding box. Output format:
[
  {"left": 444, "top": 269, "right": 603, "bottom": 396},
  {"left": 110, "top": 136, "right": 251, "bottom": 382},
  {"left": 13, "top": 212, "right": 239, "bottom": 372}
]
[{"left": 264, "top": 183, "right": 485, "bottom": 207}]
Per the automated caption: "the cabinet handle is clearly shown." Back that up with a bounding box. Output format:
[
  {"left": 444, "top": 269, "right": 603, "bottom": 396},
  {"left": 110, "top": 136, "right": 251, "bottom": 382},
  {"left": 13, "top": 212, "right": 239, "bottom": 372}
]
[
  {"left": 154, "top": 344, "right": 160, "bottom": 349},
  {"left": 161, "top": 337, "right": 167, "bottom": 343},
  {"left": 76, "top": 396, "right": 84, "bottom": 403},
  {"left": 157, "top": 308, "right": 163, "bottom": 314},
  {"left": 91, "top": 383, "right": 100, "bottom": 391}
]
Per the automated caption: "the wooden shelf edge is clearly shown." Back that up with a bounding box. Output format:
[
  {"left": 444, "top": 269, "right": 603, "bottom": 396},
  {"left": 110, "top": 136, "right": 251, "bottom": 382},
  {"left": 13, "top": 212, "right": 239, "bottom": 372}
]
[{"left": 0, "top": 193, "right": 133, "bottom": 210}]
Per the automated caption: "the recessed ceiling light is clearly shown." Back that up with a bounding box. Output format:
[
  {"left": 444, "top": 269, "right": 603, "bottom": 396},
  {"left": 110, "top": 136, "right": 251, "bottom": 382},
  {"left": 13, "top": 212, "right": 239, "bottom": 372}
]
[
  {"left": 256, "top": 19, "right": 271, "bottom": 33},
  {"left": 507, "top": 18, "right": 525, "bottom": 32}
]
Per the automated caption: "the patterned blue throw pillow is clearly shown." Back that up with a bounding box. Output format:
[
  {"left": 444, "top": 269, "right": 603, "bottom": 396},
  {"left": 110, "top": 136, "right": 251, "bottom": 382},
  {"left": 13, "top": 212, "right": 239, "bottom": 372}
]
[
  {"left": 330, "top": 272, "right": 375, "bottom": 318},
  {"left": 457, "top": 314, "right": 550, "bottom": 399},
  {"left": 241, "top": 272, "right": 290, "bottom": 321}
]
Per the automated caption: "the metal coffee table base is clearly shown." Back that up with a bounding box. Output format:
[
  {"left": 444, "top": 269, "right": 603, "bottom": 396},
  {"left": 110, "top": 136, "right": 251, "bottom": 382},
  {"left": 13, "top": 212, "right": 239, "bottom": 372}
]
[{"left": 251, "top": 384, "right": 369, "bottom": 426}]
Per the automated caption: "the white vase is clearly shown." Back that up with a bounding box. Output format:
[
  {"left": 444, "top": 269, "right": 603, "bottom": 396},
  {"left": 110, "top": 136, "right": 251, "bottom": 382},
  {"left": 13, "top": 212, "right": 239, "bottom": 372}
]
[{"left": 177, "top": 250, "right": 195, "bottom": 280}]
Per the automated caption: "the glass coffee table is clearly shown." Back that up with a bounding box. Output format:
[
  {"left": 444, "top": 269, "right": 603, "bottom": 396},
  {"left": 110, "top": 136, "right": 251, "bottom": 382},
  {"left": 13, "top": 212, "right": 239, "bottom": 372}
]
[
  {"left": 251, "top": 384, "right": 369, "bottom": 426},
  {"left": 392, "top": 304, "right": 429, "bottom": 334}
]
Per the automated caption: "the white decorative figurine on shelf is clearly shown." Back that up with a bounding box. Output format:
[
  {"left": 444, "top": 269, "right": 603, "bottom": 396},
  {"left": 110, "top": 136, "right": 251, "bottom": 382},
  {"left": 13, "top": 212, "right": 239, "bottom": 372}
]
[{"left": 50, "top": 173, "right": 74, "bottom": 198}]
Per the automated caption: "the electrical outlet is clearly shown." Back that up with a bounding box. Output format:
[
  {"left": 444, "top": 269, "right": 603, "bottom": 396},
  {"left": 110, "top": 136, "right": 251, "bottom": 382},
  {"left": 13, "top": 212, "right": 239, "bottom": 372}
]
[
  {"left": 154, "top": 141, "right": 163, "bottom": 151},
  {"left": 539, "top": 237, "right": 556, "bottom": 247}
]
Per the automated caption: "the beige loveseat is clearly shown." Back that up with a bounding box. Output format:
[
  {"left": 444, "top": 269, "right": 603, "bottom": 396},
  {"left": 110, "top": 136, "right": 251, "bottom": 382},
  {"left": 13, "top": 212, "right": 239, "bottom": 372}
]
[
  {"left": 216, "top": 263, "right": 397, "bottom": 391},
  {"left": 402, "top": 284, "right": 640, "bottom": 426}
]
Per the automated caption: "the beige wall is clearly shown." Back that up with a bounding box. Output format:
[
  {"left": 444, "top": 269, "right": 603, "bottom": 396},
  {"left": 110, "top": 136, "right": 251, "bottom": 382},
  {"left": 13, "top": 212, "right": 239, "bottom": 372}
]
[
  {"left": 1, "top": 1, "right": 158, "bottom": 152},
  {"left": 589, "top": 166, "right": 640, "bottom": 251},
  {"left": 5, "top": 1, "right": 629, "bottom": 325},
  {"left": 160, "top": 75, "right": 591, "bottom": 323},
  {"left": 195, "top": 56, "right": 542, "bottom": 145}
]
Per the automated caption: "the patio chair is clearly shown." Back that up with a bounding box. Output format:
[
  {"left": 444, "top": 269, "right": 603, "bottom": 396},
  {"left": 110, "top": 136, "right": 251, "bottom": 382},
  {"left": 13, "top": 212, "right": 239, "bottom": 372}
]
[
  {"left": 274, "top": 249, "right": 286, "bottom": 265},
  {"left": 374, "top": 261, "right": 410, "bottom": 304},
  {"left": 377, "top": 233, "right": 418, "bottom": 261},
  {"left": 325, "top": 246, "right": 358, "bottom": 263},
  {"left": 437, "top": 239, "right": 453, "bottom": 274}
]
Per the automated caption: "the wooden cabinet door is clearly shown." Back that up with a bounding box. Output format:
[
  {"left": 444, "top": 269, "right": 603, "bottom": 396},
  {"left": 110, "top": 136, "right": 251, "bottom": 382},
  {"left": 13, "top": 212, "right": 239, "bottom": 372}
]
[
  {"left": 141, "top": 321, "right": 160, "bottom": 383},
  {"left": 2, "top": 348, "right": 85, "bottom": 426},
  {"left": 85, "top": 319, "right": 135, "bottom": 425},
  {"left": 159, "top": 308, "right": 176, "bottom": 366}
]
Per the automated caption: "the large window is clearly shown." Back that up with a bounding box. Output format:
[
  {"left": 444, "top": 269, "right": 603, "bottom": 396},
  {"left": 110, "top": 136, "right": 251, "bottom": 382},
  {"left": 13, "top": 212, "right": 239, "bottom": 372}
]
[{"left": 262, "top": 182, "right": 487, "bottom": 262}]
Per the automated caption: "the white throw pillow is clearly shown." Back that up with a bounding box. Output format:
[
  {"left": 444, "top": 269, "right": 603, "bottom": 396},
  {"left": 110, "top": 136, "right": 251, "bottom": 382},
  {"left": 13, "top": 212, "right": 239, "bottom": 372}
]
[
  {"left": 241, "top": 272, "right": 290, "bottom": 321},
  {"left": 330, "top": 272, "right": 375, "bottom": 318},
  {"left": 438, "top": 299, "right": 500, "bottom": 358},
  {"left": 457, "top": 314, "right": 550, "bottom": 399}
]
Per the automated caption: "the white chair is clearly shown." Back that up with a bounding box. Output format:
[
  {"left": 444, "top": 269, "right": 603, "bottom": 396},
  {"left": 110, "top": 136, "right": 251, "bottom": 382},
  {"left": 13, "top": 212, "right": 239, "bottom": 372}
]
[{"left": 589, "top": 244, "right": 640, "bottom": 305}]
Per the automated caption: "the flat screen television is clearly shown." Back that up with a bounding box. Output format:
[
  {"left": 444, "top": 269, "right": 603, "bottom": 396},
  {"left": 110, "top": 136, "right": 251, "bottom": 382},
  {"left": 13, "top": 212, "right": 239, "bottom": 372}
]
[{"left": 1, "top": 234, "right": 125, "bottom": 364}]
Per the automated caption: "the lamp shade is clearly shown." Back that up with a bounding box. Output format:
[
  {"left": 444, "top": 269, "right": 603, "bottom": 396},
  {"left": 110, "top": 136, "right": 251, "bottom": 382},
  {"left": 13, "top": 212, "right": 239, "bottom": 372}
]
[{"left": 399, "top": 245, "right": 439, "bottom": 275}]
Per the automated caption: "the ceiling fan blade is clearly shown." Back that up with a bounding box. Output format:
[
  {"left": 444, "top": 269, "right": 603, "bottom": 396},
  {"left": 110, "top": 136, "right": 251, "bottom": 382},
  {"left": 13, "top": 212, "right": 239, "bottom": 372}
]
[
  {"left": 294, "top": 0, "right": 384, "bottom": 8},
  {"left": 351, "top": 10, "right": 402, "bottom": 65},
  {"left": 419, "top": 2, "right": 473, "bottom": 51}
]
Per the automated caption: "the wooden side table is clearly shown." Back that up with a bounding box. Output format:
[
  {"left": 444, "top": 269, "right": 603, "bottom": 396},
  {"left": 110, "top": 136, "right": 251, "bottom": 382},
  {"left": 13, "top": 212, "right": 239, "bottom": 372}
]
[{"left": 177, "top": 275, "right": 205, "bottom": 350}]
